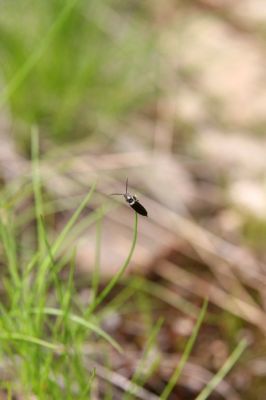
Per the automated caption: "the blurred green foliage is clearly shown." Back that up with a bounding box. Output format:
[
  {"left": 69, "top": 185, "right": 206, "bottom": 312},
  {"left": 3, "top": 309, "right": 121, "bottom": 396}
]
[{"left": 0, "top": 0, "right": 155, "bottom": 143}]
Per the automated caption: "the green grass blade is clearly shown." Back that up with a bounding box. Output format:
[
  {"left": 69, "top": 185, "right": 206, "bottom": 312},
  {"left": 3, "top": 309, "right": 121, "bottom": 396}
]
[
  {"left": 39, "top": 216, "right": 64, "bottom": 303},
  {"left": 60, "top": 248, "right": 77, "bottom": 311},
  {"left": 88, "top": 211, "right": 138, "bottom": 314},
  {"left": 160, "top": 298, "right": 208, "bottom": 400},
  {"left": 0, "top": 215, "right": 19, "bottom": 287},
  {"left": 24, "top": 251, "right": 40, "bottom": 277},
  {"left": 195, "top": 338, "right": 248, "bottom": 400},
  {"left": 124, "top": 317, "right": 164, "bottom": 400},
  {"left": 0, "top": 333, "right": 61, "bottom": 351},
  {"left": 91, "top": 206, "right": 103, "bottom": 303},
  {"left": 31, "top": 126, "right": 45, "bottom": 256},
  {"left": 32, "top": 307, "right": 123, "bottom": 354}
]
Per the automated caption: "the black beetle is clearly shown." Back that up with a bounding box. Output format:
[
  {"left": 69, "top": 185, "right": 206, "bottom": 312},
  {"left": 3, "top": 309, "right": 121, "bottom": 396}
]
[{"left": 111, "top": 178, "right": 148, "bottom": 217}]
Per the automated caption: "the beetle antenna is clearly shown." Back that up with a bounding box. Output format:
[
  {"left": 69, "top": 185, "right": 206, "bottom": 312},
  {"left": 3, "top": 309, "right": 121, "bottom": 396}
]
[
  {"left": 126, "top": 177, "right": 128, "bottom": 195},
  {"left": 111, "top": 193, "right": 124, "bottom": 196}
]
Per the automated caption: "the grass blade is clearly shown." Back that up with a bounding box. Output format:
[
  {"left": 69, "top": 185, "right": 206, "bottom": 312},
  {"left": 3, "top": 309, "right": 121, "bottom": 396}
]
[
  {"left": 124, "top": 317, "right": 164, "bottom": 400},
  {"left": 0, "top": 214, "right": 19, "bottom": 287},
  {"left": 32, "top": 307, "right": 123, "bottom": 354},
  {"left": 0, "top": 333, "right": 61, "bottom": 351},
  {"left": 160, "top": 298, "right": 208, "bottom": 400},
  {"left": 195, "top": 338, "right": 248, "bottom": 400},
  {"left": 88, "top": 211, "right": 138, "bottom": 314},
  {"left": 91, "top": 206, "right": 104, "bottom": 303},
  {"left": 31, "top": 126, "right": 45, "bottom": 256}
]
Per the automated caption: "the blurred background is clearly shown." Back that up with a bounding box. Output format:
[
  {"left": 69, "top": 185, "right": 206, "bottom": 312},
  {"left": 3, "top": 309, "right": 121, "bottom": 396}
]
[{"left": 1, "top": 0, "right": 266, "bottom": 399}]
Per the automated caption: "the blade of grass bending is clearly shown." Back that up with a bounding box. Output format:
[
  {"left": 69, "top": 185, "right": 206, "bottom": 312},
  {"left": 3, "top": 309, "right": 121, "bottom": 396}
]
[
  {"left": 88, "top": 211, "right": 138, "bottom": 314},
  {"left": 195, "top": 338, "right": 247, "bottom": 400},
  {"left": 160, "top": 298, "right": 208, "bottom": 400},
  {"left": 0, "top": 333, "right": 61, "bottom": 351},
  {"left": 0, "top": 0, "right": 80, "bottom": 107},
  {"left": 36, "top": 182, "right": 96, "bottom": 294},
  {"left": 32, "top": 307, "right": 123, "bottom": 353}
]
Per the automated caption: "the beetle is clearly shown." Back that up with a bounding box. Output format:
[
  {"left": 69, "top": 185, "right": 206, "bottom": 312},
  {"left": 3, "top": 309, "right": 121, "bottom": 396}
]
[{"left": 111, "top": 178, "right": 148, "bottom": 216}]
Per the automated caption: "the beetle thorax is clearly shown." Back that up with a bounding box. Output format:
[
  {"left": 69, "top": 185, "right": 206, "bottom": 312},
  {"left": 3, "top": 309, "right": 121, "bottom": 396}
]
[{"left": 124, "top": 194, "right": 137, "bottom": 205}]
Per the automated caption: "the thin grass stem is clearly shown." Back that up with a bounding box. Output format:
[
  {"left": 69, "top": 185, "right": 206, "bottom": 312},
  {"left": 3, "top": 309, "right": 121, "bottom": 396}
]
[{"left": 160, "top": 298, "right": 208, "bottom": 400}]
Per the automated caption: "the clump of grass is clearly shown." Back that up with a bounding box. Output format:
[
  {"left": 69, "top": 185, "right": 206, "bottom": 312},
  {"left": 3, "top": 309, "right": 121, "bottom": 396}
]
[{"left": 0, "top": 132, "right": 139, "bottom": 398}]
